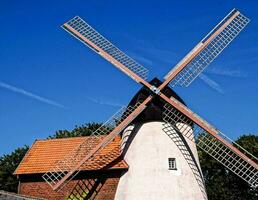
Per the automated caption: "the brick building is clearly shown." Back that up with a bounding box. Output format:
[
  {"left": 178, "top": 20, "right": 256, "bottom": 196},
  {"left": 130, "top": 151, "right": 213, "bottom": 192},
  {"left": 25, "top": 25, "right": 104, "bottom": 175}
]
[{"left": 14, "top": 136, "right": 128, "bottom": 200}]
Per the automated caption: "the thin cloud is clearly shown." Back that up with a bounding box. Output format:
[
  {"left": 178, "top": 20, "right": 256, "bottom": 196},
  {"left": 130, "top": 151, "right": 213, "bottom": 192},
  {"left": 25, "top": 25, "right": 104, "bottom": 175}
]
[
  {"left": 138, "top": 46, "right": 177, "bottom": 64},
  {"left": 123, "top": 34, "right": 177, "bottom": 64},
  {"left": 86, "top": 96, "right": 124, "bottom": 108},
  {"left": 198, "top": 74, "right": 224, "bottom": 94},
  {"left": 207, "top": 68, "right": 248, "bottom": 78},
  {"left": 0, "top": 81, "right": 66, "bottom": 108},
  {"left": 127, "top": 51, "right": 153, "bottom": 66}
]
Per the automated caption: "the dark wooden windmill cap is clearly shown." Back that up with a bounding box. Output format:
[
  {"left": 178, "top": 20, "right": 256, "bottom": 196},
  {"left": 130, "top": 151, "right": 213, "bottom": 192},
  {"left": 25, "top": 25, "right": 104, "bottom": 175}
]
[{"left": 127, "top": 77, "right": 186, "bottom": 123}]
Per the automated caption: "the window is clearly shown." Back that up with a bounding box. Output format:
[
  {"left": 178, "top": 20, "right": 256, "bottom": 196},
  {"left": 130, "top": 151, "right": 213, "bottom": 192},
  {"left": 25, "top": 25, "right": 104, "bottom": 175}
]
[{"left": 168, "top": 158, "right": 176, "bottom": 170}]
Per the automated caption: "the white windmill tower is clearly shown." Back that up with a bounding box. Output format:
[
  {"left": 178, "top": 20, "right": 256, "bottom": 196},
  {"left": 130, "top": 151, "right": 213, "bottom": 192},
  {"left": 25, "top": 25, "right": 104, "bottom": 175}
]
[{"left": 42, "top": 9, "right": 258, "bottom": 200}]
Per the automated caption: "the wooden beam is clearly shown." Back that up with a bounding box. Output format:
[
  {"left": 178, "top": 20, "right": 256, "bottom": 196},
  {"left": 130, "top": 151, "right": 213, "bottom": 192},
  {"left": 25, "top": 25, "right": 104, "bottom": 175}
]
[
  {"left": 53, "top": 96, "right": 152, "bottom": 190},
  {"left": 63, "top": 23, "right": 152, "bottom": 89},
  {"left": 159, "top": 11, "right": 240, "bottom": 90},
  {"left": 159, "top": 93, "right": 258, "bottom": 169}
]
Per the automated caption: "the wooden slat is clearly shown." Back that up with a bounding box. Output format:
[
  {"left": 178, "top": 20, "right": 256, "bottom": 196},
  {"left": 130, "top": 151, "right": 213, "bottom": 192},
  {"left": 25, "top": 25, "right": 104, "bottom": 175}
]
[
  {"left": 159, "top": 10, "right": 240, "bottom": 90},
  {"left": 52, "top": 96, "right": 152, "bottom": 190},
  {"left": 63, "top": 22, "right": 151, "bottom": 86},
  {"left": 159, "top": 93, "right": 258, "bottom": 170}
]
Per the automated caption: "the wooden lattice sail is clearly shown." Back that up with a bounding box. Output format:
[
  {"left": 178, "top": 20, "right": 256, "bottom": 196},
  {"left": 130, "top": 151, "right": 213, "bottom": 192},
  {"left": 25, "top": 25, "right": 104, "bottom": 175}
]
[{"left": 43, "top": 8, "right": 257, "bottom": 191}]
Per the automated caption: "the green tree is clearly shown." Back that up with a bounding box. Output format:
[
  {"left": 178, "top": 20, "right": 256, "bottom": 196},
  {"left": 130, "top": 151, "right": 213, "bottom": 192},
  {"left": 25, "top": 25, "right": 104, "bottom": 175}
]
[
  {"left": 199, "top": 134, "right": 258, "bottom": 200},
  {"left": 48, "top": 122, "right": 102, "bottom": 139},
  {"left": 0, "top": 122, "right": 101, "bottom": 193},
  {"left": 0, "top": 146, "right": 29, "bottom": 192}
]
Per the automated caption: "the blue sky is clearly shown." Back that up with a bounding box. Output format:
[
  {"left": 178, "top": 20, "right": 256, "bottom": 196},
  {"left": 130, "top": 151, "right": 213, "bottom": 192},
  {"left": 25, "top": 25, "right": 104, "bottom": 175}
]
[{"left": 0, "top": 0, "right": 257, "bottom": 156}]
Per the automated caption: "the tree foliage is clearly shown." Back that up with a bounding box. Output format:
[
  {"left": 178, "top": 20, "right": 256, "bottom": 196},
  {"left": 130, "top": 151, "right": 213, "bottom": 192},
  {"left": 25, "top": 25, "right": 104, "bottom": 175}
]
[
  {"left": 48, "top": 122, "right": 102, "bottom": 139},
  {"left": 0, "top": 146, "right": 29, "bottom": 192},
  {"left": 0, "top": 122, "right": 101, "bottom": 192},
  {"left": 199, "top": 134, "right": 258, "bottom": 200},
  {"left": 0, "top": 121, "right": 257, "bottom": 200}
]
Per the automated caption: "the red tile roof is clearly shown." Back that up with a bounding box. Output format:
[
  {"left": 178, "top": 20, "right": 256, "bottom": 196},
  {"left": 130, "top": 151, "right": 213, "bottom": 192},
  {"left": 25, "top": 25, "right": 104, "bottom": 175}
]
[{"left": 14, "top": 136, "right": 128, "bottom": 175}]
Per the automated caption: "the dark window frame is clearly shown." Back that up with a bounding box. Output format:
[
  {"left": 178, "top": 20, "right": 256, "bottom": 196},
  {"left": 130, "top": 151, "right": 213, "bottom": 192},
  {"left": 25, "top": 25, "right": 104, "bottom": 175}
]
[{"left": 168, "top": 158, "right": 177, "bottom": 170}]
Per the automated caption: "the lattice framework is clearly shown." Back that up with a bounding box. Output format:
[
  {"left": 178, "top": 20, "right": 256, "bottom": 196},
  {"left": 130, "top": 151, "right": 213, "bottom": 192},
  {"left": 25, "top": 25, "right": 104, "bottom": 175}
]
[
  {"left": 62, "top": 16, "right": 148, "bottom": 80},
  {"left": 163, "top": 103, "right": 258, "bottom": 187},
  {"left": 168, "top": 9, "right": 250, "bottom": 87},
  {"left": 42, "top": 9, "right": 258, "bottom": 192},
  {"left": 67, "top": 179, "right": 104, "bottom": 200},
  {"left": 42, "top": 102, "right": 141, "bottom": 189}
]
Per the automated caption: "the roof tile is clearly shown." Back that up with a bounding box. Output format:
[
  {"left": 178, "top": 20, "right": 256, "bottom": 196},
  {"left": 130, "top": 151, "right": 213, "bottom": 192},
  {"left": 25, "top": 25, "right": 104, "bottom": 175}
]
[{"left": 14, "top": 136, "right": 128, "bottom": 175}]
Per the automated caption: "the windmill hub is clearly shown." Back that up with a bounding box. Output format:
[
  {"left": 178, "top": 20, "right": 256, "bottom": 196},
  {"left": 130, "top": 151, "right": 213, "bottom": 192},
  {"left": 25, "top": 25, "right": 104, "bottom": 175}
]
[
  {"left": 128, "top": 77, "right": 186, "bottom": 123},
  {"left": 150, "top": 85, "right": 160, "bottom": 94}
]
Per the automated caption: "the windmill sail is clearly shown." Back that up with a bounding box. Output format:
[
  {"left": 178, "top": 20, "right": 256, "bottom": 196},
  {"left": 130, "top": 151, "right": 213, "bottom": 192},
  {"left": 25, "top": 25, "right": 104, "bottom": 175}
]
[
  {"left": 62, "top": 16, "right": 149, "bottom": 83},
  {"left": 43, "top": 97, "right": 151, "bottom": 190},
  {"left": 162, "top": 102, "right": 258, "bottom": 187},
  {"left": 44, "top": 7, "right": 258, "bottom": 195},
  {"left": 162, "top": 9, "right": 250, "bottom": 89}
]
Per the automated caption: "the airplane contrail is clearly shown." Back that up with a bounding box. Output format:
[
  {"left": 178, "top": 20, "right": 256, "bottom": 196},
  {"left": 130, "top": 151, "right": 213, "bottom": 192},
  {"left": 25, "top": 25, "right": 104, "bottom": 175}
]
[
  {"left": 86, "top": 96, "right": 123, "bottom": 108},
  {"left": 0, "top": 81, "right": 66, "bottom": 108},
  {"left": 198, "top": 74, "right": 224, "bottom": 94}
]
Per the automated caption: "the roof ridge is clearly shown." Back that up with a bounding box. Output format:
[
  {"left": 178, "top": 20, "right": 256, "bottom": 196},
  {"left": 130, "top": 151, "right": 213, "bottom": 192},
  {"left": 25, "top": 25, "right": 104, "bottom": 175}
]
[{"left": 36, "top": 135, "right": 105, "bottom": 142}]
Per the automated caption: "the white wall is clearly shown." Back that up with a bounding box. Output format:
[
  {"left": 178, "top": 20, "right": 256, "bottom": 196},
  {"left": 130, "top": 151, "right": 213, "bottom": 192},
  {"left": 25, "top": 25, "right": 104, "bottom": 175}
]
[{"left": 115, "top": 122, "right": 207, "bottom": 200}]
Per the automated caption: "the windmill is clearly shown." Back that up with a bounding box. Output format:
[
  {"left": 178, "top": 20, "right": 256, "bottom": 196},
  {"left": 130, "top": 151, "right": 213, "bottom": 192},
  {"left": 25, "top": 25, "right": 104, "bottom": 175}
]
[{"left": 42, "top": 8, "right": 258, "bottom": 199}]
